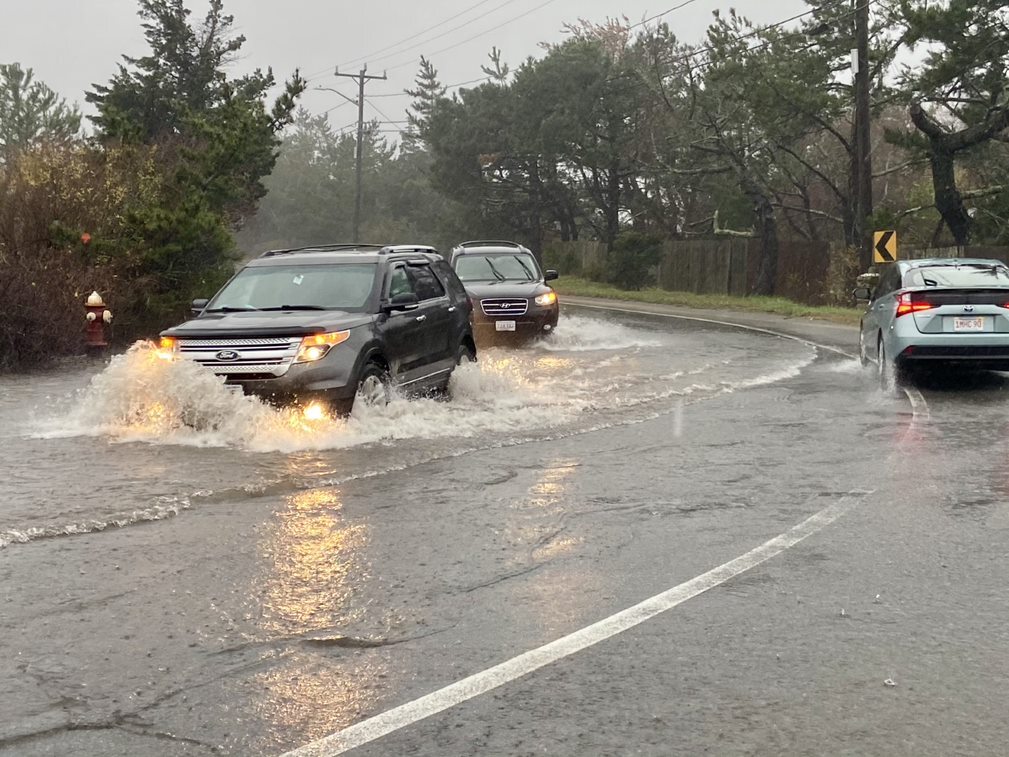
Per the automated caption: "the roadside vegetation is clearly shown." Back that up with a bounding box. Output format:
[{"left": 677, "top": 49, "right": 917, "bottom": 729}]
[
  {"left": 1, "top": 0, "right": 1008, "bottom": 367},
  {"left": 554, "top": 278, "right": 862, "bottom": 326}
]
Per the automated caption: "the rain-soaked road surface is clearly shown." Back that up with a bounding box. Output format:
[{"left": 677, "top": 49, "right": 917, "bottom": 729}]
[{"left": 2, "top": 300, "right": 1009, "bottom": 756}]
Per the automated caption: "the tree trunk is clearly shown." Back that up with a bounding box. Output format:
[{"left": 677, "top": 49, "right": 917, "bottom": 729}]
[
  {"left": 928, "top": 145, "right": 971, "bottom": 245},
  {"left": 749, "top": 185, "right": 779, "bottom": 297}
]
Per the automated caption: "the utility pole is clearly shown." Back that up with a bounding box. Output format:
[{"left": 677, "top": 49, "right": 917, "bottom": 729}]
[
  {"left": 334, "top": 66, "right": 387, "bottom": 243},
  {"left": 852, "top": 0, "right": 873, "bottom": 269}
]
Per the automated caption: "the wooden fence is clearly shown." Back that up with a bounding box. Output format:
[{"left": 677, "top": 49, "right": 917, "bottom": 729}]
[{"left": 543, "top": 239, "right": 1009, "bottom": 306}]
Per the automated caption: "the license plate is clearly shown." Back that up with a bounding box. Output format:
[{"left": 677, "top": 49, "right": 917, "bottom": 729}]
[
  {"left": 495, "top": 320, "right": 516, "bottom": 332},
  {"left": 224, "top": 383, "right": 244, "bottom": 394},
  {"left": 954, "top": 317, "right": 984, "bottom": 332}
]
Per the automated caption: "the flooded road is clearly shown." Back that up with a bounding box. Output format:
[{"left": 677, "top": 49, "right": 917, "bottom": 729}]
[{"left": 3, "top": 303, "right": 1009, "bottom": 756}]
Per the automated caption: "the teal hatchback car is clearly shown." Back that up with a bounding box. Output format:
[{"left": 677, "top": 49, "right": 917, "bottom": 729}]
[{"left": 856, "top": 258, "right": 1009, "bottom": 389}]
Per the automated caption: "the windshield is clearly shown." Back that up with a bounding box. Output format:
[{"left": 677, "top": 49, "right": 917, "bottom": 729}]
[
  {"left": 904, "top": 264, "right": 1009, "bottom": 288},
  {"left": 455, "top": 254, "right": 540, "bottom": 282},
  {"left": 207, "top": 264, "right": 377, "bottom": 312}
]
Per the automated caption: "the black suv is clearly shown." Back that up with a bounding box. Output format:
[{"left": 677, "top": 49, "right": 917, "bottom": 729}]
[
  {"left": 159, "top": 244, "right": 476, "bottom": 414},
  {"left": 448, "top": 240, "right": 559, "bottom": 344}
]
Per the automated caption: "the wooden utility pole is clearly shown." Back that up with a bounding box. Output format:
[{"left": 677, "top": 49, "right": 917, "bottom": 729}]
[
  {"left": 852, "top": 0, "right": 873, "bottom": 269},
  {"left": 334, "top": 66, "right": 387, "bottom": 242}
]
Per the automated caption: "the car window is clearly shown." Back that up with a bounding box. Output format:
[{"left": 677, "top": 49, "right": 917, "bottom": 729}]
[
  {"left": 387, "top": 265, "right": 415, "bottom": 299},
  {"left": 903, "top": 264, "right": 1009, "bottom": 288},
  {"left": 207, "top": 264, "right": 377, "bottom": 311},
  {"left": 409, "top": 265, "right": 446, "bottom": 300},
  {"left": 433, "top": 260, "right": 468, "bottom": 300},
  {"left": 873, "top": 265, "right": 900, "bottom": 299},
  {"left": 455, "top": 254, "right": 540, "bottom": 282}
]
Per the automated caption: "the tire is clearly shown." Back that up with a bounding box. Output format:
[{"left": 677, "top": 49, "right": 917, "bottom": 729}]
[
  {"left": 877, "top": 336, "right": 902, "bottom": 395},
  {"left": 858, "top": 325, "right": 869, "bottom": 367},
  {"left": 456, "top": 342, "right": 477, "bottom": 365},
  {"left": 355, "top": 362, "right": 390, "bottom": 409}
]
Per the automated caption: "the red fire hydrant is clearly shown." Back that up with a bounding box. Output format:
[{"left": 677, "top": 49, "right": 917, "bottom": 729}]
[{"left": 84, "top": 291, "right": 112, "bottom": 356}]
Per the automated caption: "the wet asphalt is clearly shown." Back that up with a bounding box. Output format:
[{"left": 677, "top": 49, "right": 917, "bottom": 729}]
[{"left": 3, "top": 298, "right": 1009, "bottom": 756}]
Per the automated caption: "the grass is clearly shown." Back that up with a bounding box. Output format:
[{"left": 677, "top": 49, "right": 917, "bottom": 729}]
[{"left": 552, "top": 277, "right": 862, "bottom": 326}]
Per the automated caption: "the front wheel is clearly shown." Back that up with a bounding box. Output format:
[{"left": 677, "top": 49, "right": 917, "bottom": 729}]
[
  {"left": 456, "top": 342, "right": 477, "bottom": 365},
  {"left": 355, "top": 362, "right": 391, "bottom": 409}
]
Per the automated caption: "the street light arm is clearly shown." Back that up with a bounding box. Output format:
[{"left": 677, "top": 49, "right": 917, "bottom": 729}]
[{"left": 314, "top": 86, "right": 358, "bottom": 107}]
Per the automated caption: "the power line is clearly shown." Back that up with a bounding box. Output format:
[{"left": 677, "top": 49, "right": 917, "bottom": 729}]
[
  {"left": 304, "top": 0, "right": 521, "bottom": 83},
  {"left": 367, "top": 75, "right": 495, "bottom": 99},
  {"left": 384, "top": 0, "right": 560, "bottom": 73},
  {"left": 630, "top": 0, "right": 704, "bottom": 30}
]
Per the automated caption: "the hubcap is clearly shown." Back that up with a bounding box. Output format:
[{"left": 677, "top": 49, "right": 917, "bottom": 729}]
[{"left": 359, "top": 374, "right": 387, "bottom": 406}]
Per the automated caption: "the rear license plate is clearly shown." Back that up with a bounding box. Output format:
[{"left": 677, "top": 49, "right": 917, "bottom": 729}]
[
  {"left": 495, "top": 320, "right": 517, "bottom": 332},
  {"left": 954, "top": 317, "right": 984, "bottom": 332}
]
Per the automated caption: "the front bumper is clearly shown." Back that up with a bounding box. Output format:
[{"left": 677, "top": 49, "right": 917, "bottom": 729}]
[{"left": 472, "top": 303, "right": 559, "bottom": 340}]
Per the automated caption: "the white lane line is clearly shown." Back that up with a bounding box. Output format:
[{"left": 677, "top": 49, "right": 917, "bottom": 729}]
[
  {"left": 903, "top": 387, "right": 931, "bottom": 422},
  {"left": 281, "top": 491, "right": 871, "bottom": 757}
]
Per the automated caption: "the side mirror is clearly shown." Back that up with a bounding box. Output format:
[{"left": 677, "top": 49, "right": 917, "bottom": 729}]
[
  {"left": 544, "top": 269, "right": 559, "bottom": 282},
  {"left": 384, "top": 292, "right": 420, "bottom": 312},
  {"left": 191, "top": 298, "right": 209, "bottom": 315},
  {"left": 852, "top": 287, "right": 872, "bottom": 302}
]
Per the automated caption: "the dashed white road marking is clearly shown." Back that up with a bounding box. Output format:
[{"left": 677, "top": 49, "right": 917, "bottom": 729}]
[
  {"left": 281, "top": 491, "right": 872, "bottom": 757},
  {"left": 281, "top": 300, "right": 926, "bottom": 757}
]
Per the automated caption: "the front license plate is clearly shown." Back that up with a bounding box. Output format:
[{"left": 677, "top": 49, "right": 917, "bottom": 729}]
[
  {"left": 954, "top": 317, "right": 984, "bottom": 332},
  {"left": 495, "top": 320, "right": 517, "bottom": 332}
]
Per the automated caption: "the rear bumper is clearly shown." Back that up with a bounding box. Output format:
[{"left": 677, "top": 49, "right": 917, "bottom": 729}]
[{"left": 898, "top": 344, "right": 1009, "bottom": 371}]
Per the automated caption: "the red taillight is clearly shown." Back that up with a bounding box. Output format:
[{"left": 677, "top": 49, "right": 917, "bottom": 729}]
[{"left": 895, "top": 292, "right": 935, "bottom": 317}]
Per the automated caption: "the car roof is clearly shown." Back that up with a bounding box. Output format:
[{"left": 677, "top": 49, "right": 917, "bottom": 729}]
[
  {"left": 451, "top": 240, "right": 531, "bottom": 255},
  {"left": 247, "top": 243, "right": 442, "bottom": 267},
  {"left": 900, "top": 257, "right": 1007, "bottom": 270}
]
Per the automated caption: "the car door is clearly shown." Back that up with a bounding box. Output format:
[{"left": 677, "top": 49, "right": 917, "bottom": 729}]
[
  {"left": 865, "top": 265, "right": 900, "bottom": 356},
  {"left": 407, "top": 262, "right": 454, "bottom": 374},
  {"left": 381, "top": 263, "right": 431, "bottom": 383}
]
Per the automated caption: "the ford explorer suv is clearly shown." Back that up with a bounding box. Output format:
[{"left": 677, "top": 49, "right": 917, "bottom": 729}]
[
  {"left": 158, "top": 244, "right": 476, "bottom": 415},
  {"left": 448, "top": 240, "right": 559, "bottom": 344}
]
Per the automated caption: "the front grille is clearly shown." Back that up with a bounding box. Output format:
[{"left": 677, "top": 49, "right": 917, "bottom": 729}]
[
  {"left": 480, "top": 298, "right": 528, "bottom": 317},
  {"left": 178, "top": 336, "right": 301, "bottom": 377}
]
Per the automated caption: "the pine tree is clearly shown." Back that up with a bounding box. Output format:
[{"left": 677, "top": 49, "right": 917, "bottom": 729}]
[{"left": 0, "top": 63, "right": 80, "bottom": 162}]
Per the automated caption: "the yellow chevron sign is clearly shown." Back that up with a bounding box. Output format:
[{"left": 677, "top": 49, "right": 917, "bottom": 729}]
[{"left": 873, "top": 230, "right": 898, "bottom": 263}]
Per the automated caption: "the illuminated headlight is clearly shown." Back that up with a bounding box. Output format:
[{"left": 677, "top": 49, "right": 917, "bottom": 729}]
[
  {"left": 534, "top": 290, "right": 557, "bottom": 307},
  {"left": 295, "top": 330, "right": 351, "bottom": 363},
  {"left": 157, "top": 336, "right": 179, "bottom": 361}
]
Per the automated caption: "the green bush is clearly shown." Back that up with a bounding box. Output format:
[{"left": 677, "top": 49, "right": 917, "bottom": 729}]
[{"left": 607, "top": 232, "right": 663, "bottom": 290}]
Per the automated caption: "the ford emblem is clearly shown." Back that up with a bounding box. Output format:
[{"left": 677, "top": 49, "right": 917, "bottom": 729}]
[{"left": 216, "top": 350, "right": 239, "bottom": 361}]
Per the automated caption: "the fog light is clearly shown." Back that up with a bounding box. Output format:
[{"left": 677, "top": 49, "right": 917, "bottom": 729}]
[{"left": 303, "top": 402, "right": 327, "bottom": 421}]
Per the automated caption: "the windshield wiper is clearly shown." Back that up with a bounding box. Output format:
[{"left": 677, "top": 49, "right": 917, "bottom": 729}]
[
  {"left": 483, "top": 258, "right": 506, "bottom": 281},
  {"left": 258, "top": 305, "right": 329, "bottom": 311},
  {"left": 205, "top": 306, "right": 260, "bottom": 312},
  {"left": 512, "top": 255, "right": 535, "bottom": 280}
]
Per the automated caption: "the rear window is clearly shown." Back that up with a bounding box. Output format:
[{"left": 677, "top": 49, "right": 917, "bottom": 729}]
[{"left": 904, "top": 264, "right": 1009, "bottom": 288}]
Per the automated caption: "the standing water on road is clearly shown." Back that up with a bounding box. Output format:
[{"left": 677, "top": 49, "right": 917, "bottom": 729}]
[{"left": 1, "top": 312, "right": 814, "bottom": 548}]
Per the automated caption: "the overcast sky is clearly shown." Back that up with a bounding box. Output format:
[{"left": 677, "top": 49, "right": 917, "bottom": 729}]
[{"left": 3, "top": 0, "right": 805, "bottom": 135}]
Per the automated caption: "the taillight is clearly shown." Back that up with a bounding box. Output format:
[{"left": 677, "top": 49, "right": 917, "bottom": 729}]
[{"left": 895, "top": 292, "right": 935, "bottom": 317}]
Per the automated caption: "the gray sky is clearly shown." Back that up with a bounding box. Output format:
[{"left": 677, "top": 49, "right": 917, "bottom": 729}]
[{"left": 3, "top": 0, "right": 804, "bottom": 135}]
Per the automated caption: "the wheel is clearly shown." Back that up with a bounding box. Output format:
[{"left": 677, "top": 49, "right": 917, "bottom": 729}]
[
  {"left": 877, "top": 336, "right": 902, "bottom": 395},
  {"left": 456, "top": 342, "right": 477, "bottom": 365},
  {"left": 858, "top": 325, "right": 869, "bottom": 367},
  {"left": 355, "top": 362, "right": 390, "bottom": 408}
]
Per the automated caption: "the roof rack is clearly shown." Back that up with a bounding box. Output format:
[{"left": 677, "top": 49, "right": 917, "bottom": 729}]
[
  {"left": 381, "top": 245, "right": 440, "bottom": 255},
  {"left": 259, "top": 243, "right": 387, "bottom": 258},
  {"left": 454, "top": 240, "right": 524, "bottom": 249}
]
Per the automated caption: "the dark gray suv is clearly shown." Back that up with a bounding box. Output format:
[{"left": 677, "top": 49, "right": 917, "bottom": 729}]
[
  {"left": 448, "top": 240, "right": 559, "bottom": 344},
  {"left": 159, "top": 244, "right": 476, "bottom": 415}
]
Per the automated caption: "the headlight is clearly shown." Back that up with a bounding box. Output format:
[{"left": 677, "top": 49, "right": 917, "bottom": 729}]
[
  {"left": 157, "top": 336, "right": 178, "bottom": 361},
  {"left": 295, "top": 330, "right": 350, "bottom": 363},
  {"left": 534, "top": 290, "right": 557, "bottom": 307}
]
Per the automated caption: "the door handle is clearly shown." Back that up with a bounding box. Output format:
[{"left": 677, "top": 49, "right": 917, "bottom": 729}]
[
  {"left": 415, "top": 315, "right": 427, "bottom": 322},
  {"left": 448, "top": 306, "right": 457, "bottom": 312}
]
